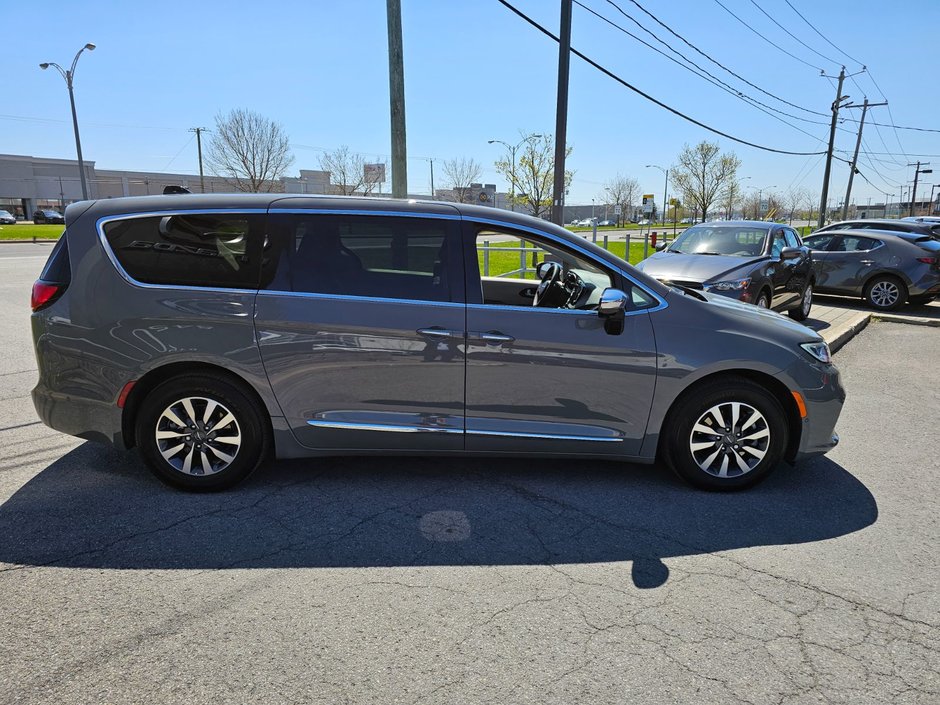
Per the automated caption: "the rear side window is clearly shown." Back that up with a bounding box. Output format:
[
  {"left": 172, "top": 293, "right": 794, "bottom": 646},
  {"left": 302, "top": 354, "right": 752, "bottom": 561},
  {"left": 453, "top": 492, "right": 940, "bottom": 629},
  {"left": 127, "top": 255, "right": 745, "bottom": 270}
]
[
  {"left": 803, "top": 234, "right": 833, "bottom": 250},
  {"left": 40, "top": 235, "right": 71, "bottom": 283},
  {"left": 103, "top": 213, "right": 265, "bottom": 289},
  {"left": 265, "top": 213, "right": 459, "bottom": 302},
  {"left": 837, "top": 236, "right": 879, "bottom": 252}
]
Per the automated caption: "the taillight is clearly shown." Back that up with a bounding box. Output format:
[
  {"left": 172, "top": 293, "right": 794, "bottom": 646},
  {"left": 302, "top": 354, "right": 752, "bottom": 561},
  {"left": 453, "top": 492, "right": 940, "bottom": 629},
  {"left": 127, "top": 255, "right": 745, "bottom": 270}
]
[
  {"left": 31, "top": 280, "right": 64, "bottom": 311},
  {"left": 916, "top": 257, "right": 938, "bottom": 265}
]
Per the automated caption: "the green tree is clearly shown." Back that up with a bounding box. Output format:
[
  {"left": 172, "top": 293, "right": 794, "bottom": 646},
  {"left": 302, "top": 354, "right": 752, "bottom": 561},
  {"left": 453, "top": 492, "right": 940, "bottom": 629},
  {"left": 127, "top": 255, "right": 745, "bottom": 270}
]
[
  {"left": 670, "top": 141, "right": 741, "bottom": 221},
  {"left": 494, "top": 132, "right": 573, "bottom": 219}
]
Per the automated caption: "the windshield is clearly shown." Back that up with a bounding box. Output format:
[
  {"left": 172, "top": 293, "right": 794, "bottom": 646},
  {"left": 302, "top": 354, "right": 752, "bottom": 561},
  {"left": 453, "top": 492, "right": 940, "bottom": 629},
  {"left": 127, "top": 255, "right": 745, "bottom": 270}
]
[{"left": 667, "top": 225, "right": 770, "bottom": 256}]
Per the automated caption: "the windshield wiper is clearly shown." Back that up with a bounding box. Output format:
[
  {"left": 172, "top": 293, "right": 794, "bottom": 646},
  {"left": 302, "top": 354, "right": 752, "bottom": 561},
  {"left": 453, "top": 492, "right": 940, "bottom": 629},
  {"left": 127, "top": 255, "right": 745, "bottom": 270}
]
[
  {"left": 693, "top": 251, "right": 726, "bottom": 256},
  {"left": 670, "top": 284, "right": 708, "bottom": 301}
]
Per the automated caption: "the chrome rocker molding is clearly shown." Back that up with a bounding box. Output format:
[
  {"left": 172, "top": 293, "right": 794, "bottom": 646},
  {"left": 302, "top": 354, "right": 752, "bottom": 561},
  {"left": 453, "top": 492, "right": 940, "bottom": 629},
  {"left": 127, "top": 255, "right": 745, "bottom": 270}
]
[{"left": 306, "top": 419, "right": 623, "bottom": 442}]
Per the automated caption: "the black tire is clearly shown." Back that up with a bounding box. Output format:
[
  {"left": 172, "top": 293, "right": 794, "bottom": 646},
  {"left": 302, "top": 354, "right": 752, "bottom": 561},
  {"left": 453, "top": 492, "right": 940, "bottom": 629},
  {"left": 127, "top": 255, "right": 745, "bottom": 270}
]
[
  {"left": 755, "top": 290, "right": 771, "bottom": 309},
  {"left": 135, "top": 373, "right": 270, "bottom": 491},
  {"left": 788, "top": 283, "right": 813, "bottom": 321},
  {"left": 863, "top": 275, "right": 907, "bottom": 311},
  {"left": 908, "top": 294, "right": 936, "bottom": 306},
  {"left": 661, "top": 377, "right": 789, "bottom": 491}
]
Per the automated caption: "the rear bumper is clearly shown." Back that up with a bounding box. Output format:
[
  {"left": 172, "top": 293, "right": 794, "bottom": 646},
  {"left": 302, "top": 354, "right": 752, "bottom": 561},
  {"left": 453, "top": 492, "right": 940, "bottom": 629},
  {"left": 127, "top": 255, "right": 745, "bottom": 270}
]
[{"left": 32, "top": 383, "right": 127, "bottom": 449}]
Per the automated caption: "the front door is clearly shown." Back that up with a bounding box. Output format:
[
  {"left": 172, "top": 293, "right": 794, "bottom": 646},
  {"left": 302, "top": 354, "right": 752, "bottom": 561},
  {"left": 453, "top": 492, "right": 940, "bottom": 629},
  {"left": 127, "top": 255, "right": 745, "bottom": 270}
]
[
  {"left": 255, "top": 210, "right": 466, "bottom": 450},
  {"left": 463, "top": 222, "right": 658, "bottom": 457}
]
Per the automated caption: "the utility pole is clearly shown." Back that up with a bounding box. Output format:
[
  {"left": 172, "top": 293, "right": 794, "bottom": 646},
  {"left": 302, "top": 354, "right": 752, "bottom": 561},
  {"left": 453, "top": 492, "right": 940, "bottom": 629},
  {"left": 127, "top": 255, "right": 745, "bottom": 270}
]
[
  {"left": 908, "top": 162, "right": 932, "bottom": 216},
  {"left": 386, "top": 0, "right": 408, "bottom": 199},
  {"left": 841, "top": 99, "right": 887, "bottom": 220},
  {"left": 189, "top": 127, "right": 208, "bottom": 193},
  {"left": 818, "top": 67, "right": 849, "bottom": 228},
  {"left": 551, "top": 0, "right": 572, "bottom": 226}
]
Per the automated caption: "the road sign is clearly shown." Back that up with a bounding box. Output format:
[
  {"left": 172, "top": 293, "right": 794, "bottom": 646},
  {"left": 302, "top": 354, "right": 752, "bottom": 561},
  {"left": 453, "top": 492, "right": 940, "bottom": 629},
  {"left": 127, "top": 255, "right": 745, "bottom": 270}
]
[
  {"left": 613, "top": 204, "right": 621, "bottom": 215},
  {"left": 364, "top": 163, "right": 386, "bottom": 184},
  {"left": 642, "top": 194, "right": 654, "bottom": 215}
]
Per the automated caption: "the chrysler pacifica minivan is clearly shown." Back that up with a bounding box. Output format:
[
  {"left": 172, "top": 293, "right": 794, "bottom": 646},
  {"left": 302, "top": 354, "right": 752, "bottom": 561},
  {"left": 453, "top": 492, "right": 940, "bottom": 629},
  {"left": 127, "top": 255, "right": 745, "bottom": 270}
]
[{"left": 31, "top": 194, "right": 844, "bottom": 491}]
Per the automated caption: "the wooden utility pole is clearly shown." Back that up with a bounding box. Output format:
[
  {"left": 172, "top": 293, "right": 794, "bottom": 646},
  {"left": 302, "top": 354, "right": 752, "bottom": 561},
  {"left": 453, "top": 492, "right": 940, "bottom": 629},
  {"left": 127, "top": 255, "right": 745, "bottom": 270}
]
[
  {"left": 386, "top": 0, "right": 408, "bottom": 199},
  {"left": 190, "top": 127, "right": 208, "bottom": 193},
  {"left": 818, "top": 67, "right": 847, "bottom": 228},
  {"left": 551, "top": 0, "right": 572, "bottom": 225},
  {"left": 841, "top": 99, "right": 886, "bottom": 220},
  {"left": 908, "top": 161, "right": 932, "bottom": 216}
]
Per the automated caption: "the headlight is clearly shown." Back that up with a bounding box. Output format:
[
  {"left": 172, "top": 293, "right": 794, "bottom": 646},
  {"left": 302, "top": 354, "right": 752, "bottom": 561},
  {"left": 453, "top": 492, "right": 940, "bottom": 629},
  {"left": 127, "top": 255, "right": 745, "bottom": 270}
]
[
  {"left": 800, "top": 341, "right": 832, "bottom": 364},
  {"left": 705, "top": 277, "right": 751, "bottom": 291}
]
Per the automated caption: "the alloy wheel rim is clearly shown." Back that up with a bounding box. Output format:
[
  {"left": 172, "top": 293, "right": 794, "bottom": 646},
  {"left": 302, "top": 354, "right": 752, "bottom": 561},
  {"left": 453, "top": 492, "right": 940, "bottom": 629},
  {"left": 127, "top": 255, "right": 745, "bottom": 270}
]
[
  {"left": 689, "top": 401, "right": 770, "bottom": 478},
  {"left": 155, "top": 396, "right": 241, "bottom": 476},
  {"left": 870, "top": 281, "right": 899, "bottom": 308},
  {"left": 803, "top": 286, "right": 813, "bottom": 315},
  {"left": 757, "top": 295, "right": 769, "bottom": 308}
]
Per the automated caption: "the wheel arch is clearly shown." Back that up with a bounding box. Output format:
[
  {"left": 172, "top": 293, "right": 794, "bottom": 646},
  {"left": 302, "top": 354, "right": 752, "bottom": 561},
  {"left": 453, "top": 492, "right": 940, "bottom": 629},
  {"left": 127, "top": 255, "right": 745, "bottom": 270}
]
[
  {"left": 121, "top": 361, "right": 273, "bottom": 450},
  {"left": 657, "top": 369, "right": 802, "bottom": 464}
]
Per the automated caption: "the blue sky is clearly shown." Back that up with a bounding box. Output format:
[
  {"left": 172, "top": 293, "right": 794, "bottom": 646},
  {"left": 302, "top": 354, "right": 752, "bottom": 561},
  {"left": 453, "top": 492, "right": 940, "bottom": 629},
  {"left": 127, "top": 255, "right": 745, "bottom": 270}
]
[{"left": 2, "top": 0, "right": 938, "bottom": 206}]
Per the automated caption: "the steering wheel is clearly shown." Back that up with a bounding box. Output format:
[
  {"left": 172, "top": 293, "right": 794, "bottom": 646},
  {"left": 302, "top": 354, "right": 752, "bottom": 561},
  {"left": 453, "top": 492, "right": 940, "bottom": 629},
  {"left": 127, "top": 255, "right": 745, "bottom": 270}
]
[{"left": 533, "top": 261, "right": 566, "bottom": 307}]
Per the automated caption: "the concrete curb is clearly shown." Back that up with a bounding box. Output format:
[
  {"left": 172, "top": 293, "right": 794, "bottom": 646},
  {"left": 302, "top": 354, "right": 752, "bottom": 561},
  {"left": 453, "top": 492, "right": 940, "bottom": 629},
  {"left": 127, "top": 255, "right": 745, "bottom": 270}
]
[
  {"left": 0, "top": 239, "right": 59, "bottom": 244},
  {"left": 824, "top": 313, "right": 871, "bottom": 354},
  {"left": 872, "top": 313, "right": 940, "bottom": 327}
]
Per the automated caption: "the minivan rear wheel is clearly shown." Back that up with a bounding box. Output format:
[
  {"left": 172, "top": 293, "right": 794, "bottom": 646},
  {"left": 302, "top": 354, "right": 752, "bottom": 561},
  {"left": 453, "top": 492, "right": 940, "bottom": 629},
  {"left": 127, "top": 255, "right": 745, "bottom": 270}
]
[
  {"left": 136, "top": 373, "right": 270, "bottom": 491},
  {"left": 662, "top": 378, "right": 788, "bottom": 491}
]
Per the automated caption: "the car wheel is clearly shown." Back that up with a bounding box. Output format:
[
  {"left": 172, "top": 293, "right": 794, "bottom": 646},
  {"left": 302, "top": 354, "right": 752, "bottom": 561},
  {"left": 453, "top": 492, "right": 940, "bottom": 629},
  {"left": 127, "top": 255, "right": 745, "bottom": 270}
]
[
  {"left": 136, "top": 373, "right": 270, "bottom": 491},
  {"left": 755, "top": 291, "right": 771, "bottom": 309},
  {"left": 863, "top": 275, "right": 907, "bottom": 311},
  {"left": 662, "top": 377, "right": 788, "bottom": 491},
  {"left": 788, "top": 284, "right": 813, "bottom": 321}
]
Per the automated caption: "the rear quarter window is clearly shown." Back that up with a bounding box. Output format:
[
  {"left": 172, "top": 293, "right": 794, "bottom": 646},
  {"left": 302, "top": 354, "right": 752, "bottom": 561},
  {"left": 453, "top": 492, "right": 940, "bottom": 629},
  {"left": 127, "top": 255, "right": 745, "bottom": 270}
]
[{"left": 103, "top": 213, "right": 265, "bottom": 289}]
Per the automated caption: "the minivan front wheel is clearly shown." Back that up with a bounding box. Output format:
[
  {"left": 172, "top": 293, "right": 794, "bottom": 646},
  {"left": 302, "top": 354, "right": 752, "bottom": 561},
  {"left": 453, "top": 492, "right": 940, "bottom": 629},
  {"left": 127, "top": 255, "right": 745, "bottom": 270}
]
[
  {"left": 662, "top": 378, "right": 788, "bottom": 490},
  {"left": 136, "top": 373, "right": 270, "bottom": 491}
]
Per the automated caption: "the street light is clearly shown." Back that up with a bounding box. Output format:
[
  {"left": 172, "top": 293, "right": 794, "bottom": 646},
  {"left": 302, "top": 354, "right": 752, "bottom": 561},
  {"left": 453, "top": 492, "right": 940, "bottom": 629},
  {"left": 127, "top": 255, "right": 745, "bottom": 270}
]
[
  {"left": 488, "top": 134, "right": 543, "bottom": 213},
  {"left": 645, "top": 165, "right": 669, "bottom": 226},
  {"left": 40, "top": 43, "right": 96, "bottom": 201}
]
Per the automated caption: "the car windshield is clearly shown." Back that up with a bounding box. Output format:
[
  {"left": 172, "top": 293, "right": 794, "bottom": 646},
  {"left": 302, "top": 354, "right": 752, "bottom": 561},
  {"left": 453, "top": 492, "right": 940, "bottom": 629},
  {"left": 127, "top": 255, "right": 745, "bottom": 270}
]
[
  {"left": 0, "top": 210, "right": 11, "bottom": 216},
  {"left": 667, "top": 225, "right": 769, "bottom": 257},
  {"left": 43, "top": 211, "right": 62, "bottom": 217}
]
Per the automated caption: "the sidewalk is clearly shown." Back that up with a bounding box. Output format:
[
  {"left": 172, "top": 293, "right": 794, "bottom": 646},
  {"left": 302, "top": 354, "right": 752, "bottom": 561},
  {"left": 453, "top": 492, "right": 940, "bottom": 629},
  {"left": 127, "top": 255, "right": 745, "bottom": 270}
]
[{"left": 805, "top": 295, "right": 939, "bottom": 352}]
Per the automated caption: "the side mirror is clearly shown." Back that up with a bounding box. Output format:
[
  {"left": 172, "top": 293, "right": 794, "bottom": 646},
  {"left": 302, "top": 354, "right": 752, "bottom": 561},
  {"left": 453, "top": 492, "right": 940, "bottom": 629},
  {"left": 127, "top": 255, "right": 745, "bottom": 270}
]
[
  {"left": 598, "top": 288, "right": 627, "bottom": 335},
  {"left": 536, "top": 261, "right": 553, "bottom": 279},
  {"left": 654, "top": 241, "right": 668, "bottom": 252},
  {"left": 780, "top": 246, "right": 802, "bottom": 261}
]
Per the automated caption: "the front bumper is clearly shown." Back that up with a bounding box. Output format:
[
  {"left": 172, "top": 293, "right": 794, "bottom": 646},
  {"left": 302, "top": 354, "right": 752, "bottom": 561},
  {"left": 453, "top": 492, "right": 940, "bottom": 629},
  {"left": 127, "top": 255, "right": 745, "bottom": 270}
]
[{"left": 777, "top": 354, "right": 845, "bottom": 462}]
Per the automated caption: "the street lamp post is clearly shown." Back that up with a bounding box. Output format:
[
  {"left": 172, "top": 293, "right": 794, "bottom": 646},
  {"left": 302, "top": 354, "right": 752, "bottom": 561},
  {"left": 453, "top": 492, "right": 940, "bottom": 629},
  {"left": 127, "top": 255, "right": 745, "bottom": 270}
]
[
  {"left": 40, "top": 43, "right": 96, "bottom": 201},
  {"left": 645, "top": 165, "right": 668, "bottom": 226},
  {"left": 488, "top": 134, "right": 543, "bottom": 213}
]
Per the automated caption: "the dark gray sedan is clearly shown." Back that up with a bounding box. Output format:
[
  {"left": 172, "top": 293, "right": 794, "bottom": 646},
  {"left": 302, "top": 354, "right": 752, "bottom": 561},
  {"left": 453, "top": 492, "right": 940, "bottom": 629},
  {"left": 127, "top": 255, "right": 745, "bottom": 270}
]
[
  {"left": 803, "top": 229, "right": 940, "bottom": 309},
  {"left": 636, "top": 221, "right": 815, "bottom": 320}
]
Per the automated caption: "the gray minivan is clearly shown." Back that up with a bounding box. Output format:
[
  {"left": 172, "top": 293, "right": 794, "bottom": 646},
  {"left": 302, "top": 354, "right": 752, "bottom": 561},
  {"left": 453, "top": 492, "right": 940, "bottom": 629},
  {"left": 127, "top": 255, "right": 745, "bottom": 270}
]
[{"left": 31, "top": 194, "right": 844, "bottom": 492}]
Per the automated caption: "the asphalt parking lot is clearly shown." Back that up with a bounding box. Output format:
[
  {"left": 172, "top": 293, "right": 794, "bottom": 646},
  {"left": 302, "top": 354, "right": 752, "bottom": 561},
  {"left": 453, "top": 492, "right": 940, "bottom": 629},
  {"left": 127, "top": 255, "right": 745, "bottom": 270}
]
[{"left": 1, "top": 243, "right": 938, "bottom": 704}]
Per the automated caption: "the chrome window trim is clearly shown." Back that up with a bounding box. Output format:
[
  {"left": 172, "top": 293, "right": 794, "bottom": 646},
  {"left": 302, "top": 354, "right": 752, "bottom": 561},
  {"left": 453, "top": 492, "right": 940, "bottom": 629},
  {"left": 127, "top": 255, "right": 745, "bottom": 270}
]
[
  {"left": 467, "top": 429, "right": 623, "bottom": 442},
  {"left": 256, "top": 289, "right": 463, "bottom": 309},
  {"left": 462, "top": 215, "right": 668, "bottom": 315},
  {"left": 307, "top": 420, "right": 463, "bottom": 434},
  {"left": 96, "top": 210, "right": 268, "bottom": 295}
]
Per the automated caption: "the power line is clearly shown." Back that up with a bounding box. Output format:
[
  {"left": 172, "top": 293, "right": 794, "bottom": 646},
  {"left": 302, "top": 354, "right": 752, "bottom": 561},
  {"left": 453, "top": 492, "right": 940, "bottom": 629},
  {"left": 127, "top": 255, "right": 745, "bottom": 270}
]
[
  {"left": 608, "top": 0, "right": 828, "bottom": 118},
  {"left": 497, "top": 0, "right": 825, "bottom": 156},
  {"left": 746, "top": 0, "right": 842, "bottom": 67},
  {"left": 710, "top": 0, "right": 822, "bottom": 71},
  {"left": 575, "top": 1, "right": 839, "bottom": 136},
  {"left": 783, "top": 0, "right": 864, "bottom": 68}
]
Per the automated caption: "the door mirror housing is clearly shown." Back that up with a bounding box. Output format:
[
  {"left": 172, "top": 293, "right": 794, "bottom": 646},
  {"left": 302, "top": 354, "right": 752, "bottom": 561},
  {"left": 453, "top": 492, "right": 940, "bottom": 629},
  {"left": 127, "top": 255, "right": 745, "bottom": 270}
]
[
  {"left": 780, "top": 246, "right": 802, "bottom": 261},
  {"left": 598, "top": 288, "right": 627, "bottom": 335},
  {"left": 535, "top": 261, "right": 553, "bottom": 279},
  {"left": 654, "top": 241, "right": 668, "bottom": 252}
]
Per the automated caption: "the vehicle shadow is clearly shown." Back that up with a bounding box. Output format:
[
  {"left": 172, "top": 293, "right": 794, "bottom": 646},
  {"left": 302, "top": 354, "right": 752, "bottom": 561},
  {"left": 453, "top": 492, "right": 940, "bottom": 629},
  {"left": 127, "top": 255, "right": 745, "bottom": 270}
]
[{"left": 0, "top": 443, "right": 877, "bottom": 588}]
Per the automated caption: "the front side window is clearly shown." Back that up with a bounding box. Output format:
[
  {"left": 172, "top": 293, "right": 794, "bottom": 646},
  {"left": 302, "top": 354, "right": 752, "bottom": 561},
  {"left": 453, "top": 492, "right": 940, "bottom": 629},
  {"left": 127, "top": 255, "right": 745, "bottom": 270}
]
[
  {"left": 472, "top": 225, "right": 655, "bottom": 311},
  {"left": 667, "top": 225, "right": 769, "bottom": 257},
  {"left": 770, "top": 231, "right": 787, "bottom": 258},
  {"left": 783, "top": 229, "right": 801, "bottom": 248},
  {"left": 266, "top": 213, "right": 458, "bottom": 303},
  {"left": 104, "top": 212, "right": 263, "bottom": 289}
]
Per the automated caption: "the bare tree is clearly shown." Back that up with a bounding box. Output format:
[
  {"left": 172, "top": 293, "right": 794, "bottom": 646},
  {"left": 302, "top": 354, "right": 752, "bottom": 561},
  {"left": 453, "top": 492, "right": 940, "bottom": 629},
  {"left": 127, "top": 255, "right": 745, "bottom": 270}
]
[
  {"left": 205, "top": 109, "right": 294, "bottom": 192},
  {"left": 441, "top": 157, "right": 482, "bottom": 203},
  {"left": 603, "top": 174, "right": 640, "bottom": 225},
  {"left": 318, "top": 146, "right": 384, "bottom": 196},
  {"left": 670, "top": 141, "right": 741, "bottom": 221},
  {"left": 784, "top": 187, "right": 811, "bottom": 224},
  {"left": 722, "top": 179, "right": 743, "bottom": 219},
  {"left": 494, "top": 132, "right": 572, "bottom": 219}
]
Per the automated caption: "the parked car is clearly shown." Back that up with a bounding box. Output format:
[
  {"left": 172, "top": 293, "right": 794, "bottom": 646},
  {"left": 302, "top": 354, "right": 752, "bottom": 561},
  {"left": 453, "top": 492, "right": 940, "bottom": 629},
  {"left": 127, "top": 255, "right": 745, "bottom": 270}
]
[
  {"left": 0, "top": 209, "right": 16, "bottom": 224},
  {"left": 901, "top": 216, "right": 940, "bottom": 225},
  {"left": 575, "top": 218, "right": 597, "bottom": 227},
  {"left": 638, "top": 219, "right": 651, "bottom": 225},
  {"left": 32, "top": 209, "right": 65, "bottom": 224},
  {"left": 598, "top": 219, "right": 616, "bottom": 227},
  {"left": 31, "top": 195, "right": 843, "bottom": 492},
  {"left": 817, "top": 218, "right": 940, "bottom": 241},
  {"left": 802, "top": 229, "right": 940, "bottom": 309},
  {"left": 635, "top": 221, "right": 815, "bottom": 320}
]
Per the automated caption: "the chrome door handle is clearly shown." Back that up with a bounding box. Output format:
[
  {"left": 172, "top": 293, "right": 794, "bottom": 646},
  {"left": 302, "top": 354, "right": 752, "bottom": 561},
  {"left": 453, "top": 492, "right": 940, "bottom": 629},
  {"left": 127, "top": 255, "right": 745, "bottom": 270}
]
[
  {"left": 469, "top": 331, "right": 515, "bottom": 345},
  {"left": 417, "top": 327, "right": 463, "bottom": 339},
  {"left": 860, "top": 260, "right": 874, "bottom": 265}
]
